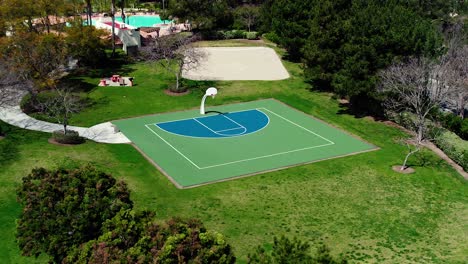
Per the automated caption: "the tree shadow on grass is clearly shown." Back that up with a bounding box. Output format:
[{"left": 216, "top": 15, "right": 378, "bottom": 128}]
[
  {"left": 336, "top": 99, "right": 386, "bottom": 121},
  {"left": 182, "top": 79, "right": 218, "bottom": 95},
  {"left": 59, "top": 55, "right": 138, "bottom": 93},
  {"left": 0, "top": 123, "right": 20, "bottom": 170}
]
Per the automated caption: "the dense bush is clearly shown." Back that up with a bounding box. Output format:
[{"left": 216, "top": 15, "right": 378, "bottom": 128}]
[
  {"left": 224, "top": 29, "right": 247, "bottom": 39},
  {"left": 245, "top": 31, "right": 259, "bottom": 40},
  {"left": 439, "top": 113, "right": 468, "bottom": 140},
  {"left": 200, "top": 29, "right": 252, "bottom": 40},
  {"left": 263, "top": 32, "right": 280, "bottom": 44},
  {"left": 52, "top": 130, "right": 85, "bottom": 144},
  {"left": 435, "top": 131, "right": 468, "bottom": 171}
]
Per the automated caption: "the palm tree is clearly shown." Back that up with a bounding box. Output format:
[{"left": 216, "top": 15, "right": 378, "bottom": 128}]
[
  {"left": 84, "top": 0, "right": 92, "bottom": 26},
  {"left": 117, "top": 0, "right": 126, "bottom": 24},
  {"left": 111, "top": 0, "right": 116, "bottom": 57}
]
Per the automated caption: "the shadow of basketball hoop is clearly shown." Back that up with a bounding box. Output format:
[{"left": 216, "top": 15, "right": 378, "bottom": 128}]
[{"left": 204, "top": 110, "right": 226, "bottom": 115}]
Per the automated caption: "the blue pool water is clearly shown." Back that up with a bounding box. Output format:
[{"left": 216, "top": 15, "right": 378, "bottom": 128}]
[{"left": 116, "top": 15, "right": 171, "bottom": 27}]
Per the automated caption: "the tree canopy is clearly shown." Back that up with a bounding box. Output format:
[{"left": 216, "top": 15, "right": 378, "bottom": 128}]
[
  {"left": 169, "top": 0, "right": 232, "bottom": 31},
  {"left": 16, "top": 166, "right": 133, "bottom": 263},
  {"left": 65, "top": 209, "right": 236, "bottom": 263}
]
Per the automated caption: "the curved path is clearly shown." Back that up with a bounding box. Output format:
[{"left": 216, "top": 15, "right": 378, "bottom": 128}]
[{"left": 0, "top": 90, "right": 130, "bottom": 144}]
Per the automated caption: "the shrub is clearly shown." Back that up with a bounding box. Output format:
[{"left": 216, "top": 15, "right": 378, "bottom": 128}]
[
  {"left": 52, "top": 130, "right": 85, "bottom": 145},
  {"left": 461, "top": 119, "right": 468, "bottom": 140},
  {"left": 245, "top": 31, "right": 259, "bottom": 40},
  {"left": 435, "top": 131, "right": 468, "bottom": 171},
  {"left": 263, "top": 32, "right": 280, "bottom": 44},
  {"left": 200, "top": 30, "right": 225, "bottom": 40},
  {"left": 440, "top": 112, "right": 462, "bottom": 132},
  {"left": 224, "top": 30, "right": 247, "bottom": 39}
]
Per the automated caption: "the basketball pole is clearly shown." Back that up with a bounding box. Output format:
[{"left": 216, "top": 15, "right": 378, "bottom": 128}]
[{"left": 200, "top": 87, "right": 217, "bottom": 115}]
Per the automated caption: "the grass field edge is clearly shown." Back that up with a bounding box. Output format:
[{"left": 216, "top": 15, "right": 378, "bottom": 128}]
[{"left": 129, "top": 143, "right": 184, "bottom": 189}]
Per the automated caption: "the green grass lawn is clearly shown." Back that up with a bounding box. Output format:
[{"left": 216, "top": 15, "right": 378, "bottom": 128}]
[{"left": 1, "top": 40, "right": 467, "bottom": 263}]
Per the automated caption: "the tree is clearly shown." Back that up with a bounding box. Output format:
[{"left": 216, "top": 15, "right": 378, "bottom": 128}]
[
  {"left": 302, "top": 1, "right": 442, "bottom": 114},
  {"left": 65, "top": 210, "right": 236, "bottom": 263},
  {"left": 40, "top": 87, "right": 83, "bottom": 134},
  {"left": 142, "top": 34, "right": 205, "bottom": 93},
  {"left": 84, "top": 0, "right": 92, "bottom": 26},
  {"left": 111, "top": 0, "right": 116, "bottom": 57},
  {"left": 248, "top": 236, "right": 346, "bottom": 264},
  {"left": 234, "top": 5, "right": 260, "bottom": 32},
  {"left": 16, "top": 166, "right": 133, "bottom": 263},
  {"left": 262, "top": 0, "right": 316, "bottom": 61},
  {"left": 378, "top": 57, "right": 450, "bottom": 170},
  {"left": 65, "top": 22, "right": 109, "bottom": 67},
  {"left": 1, "top": 32, "right": 68, "bottom": 91},
  {"left": 169, "top": 0, "right": 232, "bottom": 31},
  {"left": 441, "top": 23, "right": 468, "bottom": 118}
]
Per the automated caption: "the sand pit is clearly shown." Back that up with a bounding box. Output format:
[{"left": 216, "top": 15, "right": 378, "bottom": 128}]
[{"left": 182, "top": 47, "right": 289, "bottom": 81}]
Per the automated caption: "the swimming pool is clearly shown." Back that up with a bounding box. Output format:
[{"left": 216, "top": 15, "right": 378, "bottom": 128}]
[{"left": 115, "top": 15, "right": 171, "bottom": 27}]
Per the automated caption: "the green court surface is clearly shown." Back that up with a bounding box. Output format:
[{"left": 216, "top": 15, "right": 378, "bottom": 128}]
[{"left": 113, "top": 99, "right": 378, "bottom": 188}]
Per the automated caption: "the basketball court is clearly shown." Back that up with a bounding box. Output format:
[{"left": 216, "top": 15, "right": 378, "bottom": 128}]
[{"left": 113, "top": 99, "right": 377, "bottom": 188}]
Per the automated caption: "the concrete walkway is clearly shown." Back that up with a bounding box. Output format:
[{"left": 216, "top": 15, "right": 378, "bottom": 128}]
[{"left": 0, "top": 92, "right": 130, "bottom": 144}]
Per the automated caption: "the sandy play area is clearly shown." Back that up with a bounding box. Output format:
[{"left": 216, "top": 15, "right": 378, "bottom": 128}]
[{"left": 182, "top": 47, "right": 289, "bottom": 81}]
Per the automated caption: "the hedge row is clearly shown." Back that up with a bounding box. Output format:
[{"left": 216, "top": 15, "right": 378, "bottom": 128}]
[
  {"left": 435, "top": 131, "right": 468, "bottom": 171},
  {"left": 202, "top": 30, "right": 259, "bottom": 40}
]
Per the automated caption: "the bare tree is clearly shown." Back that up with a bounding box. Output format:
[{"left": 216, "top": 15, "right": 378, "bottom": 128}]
[
  {"left": 40, "top": 87, "right": 83, "bottom": 134},
  {"left": 142, "top": 34, "right": 205, "bottom": 93},
  {"left": 378, "top": 57, "right": 450, "bottom": 170},
  {"left": 441, "top": 24, "right": 468, "bottom": 118}
]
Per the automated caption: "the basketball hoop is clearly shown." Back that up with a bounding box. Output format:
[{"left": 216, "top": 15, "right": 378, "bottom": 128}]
[{"left": 200, "top": 87, "right": 218, "bottom": 115}]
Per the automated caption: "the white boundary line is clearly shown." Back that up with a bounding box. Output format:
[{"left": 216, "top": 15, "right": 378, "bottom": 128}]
[
  {"left": 144, "top": 107, "right": 335, "bottom": 170},
  {"left": 144, "top": 124, "right": 201, "bottom": 169},
  {"left": 259, "top": 108, "right": 335, "bottom": 145},
  {"left": 199, "top": 142, "right": 334, "bottom": 169},
  {"left": 194, "top": 116, "right": 247, "bottom": 136},
  {"left": 216, "top": 127, "right": 246, "bottom": 133}
]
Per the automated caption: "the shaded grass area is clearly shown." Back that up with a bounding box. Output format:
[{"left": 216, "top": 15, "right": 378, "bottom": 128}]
[{"left": 1, "top": 41, "right": 467, "bottom": 263}]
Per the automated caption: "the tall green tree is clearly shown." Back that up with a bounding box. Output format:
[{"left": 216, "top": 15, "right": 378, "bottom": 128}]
[
  {"left": 302, "top": 0, "right": 442, "bottom": 113},
  {"left": 65, "top": 21, "right": 109, "bottom": 67},
  {"left": 261, "top": 0, "right": 318, "bottom": 61},
  {"left": 169, "top": 0, "right": 232, "bottom": 31},
  {"left": 16, "top": 166, "right": 133, "bottom": 263}
]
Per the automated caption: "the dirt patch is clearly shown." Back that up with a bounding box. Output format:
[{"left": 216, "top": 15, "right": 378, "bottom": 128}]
[
  {"left": 164, "top": 89, "right": 190, "bottom": 96},
  {"left": 392, "top": 165, "right": 415, "bottom": 174},
  {"left": 48, "top": 138, "right": 82, "bottom": 146},
  {"left": 0, "top": 135, "right": 4, "bottom": 140}
]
